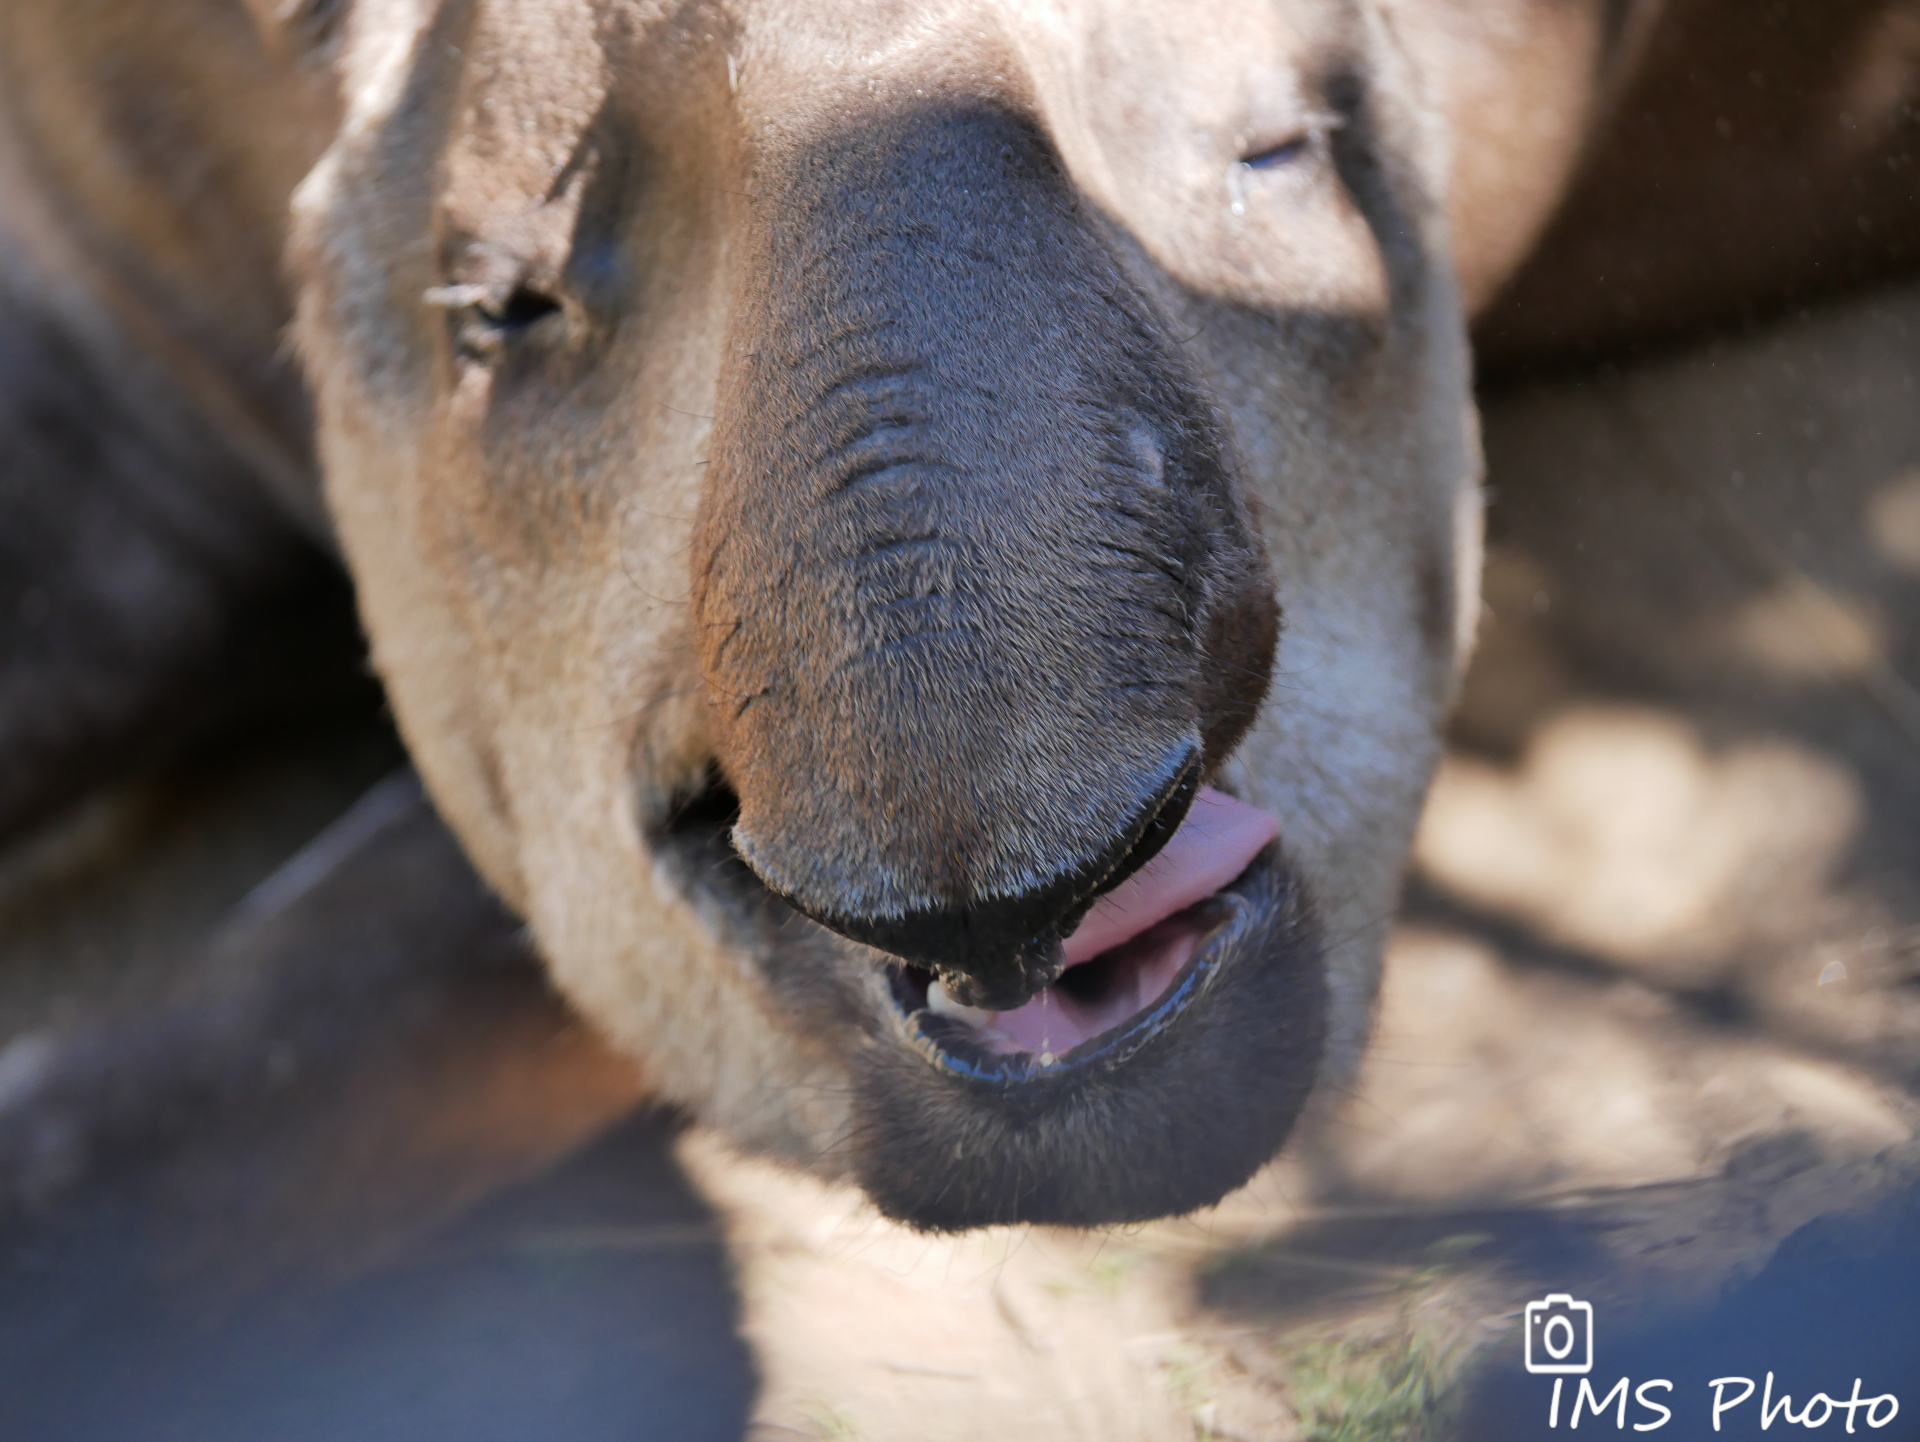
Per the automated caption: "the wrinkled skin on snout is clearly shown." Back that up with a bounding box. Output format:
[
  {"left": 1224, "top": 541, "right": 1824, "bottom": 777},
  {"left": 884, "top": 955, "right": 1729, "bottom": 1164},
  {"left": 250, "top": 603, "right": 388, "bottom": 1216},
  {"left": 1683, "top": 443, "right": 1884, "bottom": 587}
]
[{"left": 292, "top": 0, "right": 1481, "bottom": 1228}]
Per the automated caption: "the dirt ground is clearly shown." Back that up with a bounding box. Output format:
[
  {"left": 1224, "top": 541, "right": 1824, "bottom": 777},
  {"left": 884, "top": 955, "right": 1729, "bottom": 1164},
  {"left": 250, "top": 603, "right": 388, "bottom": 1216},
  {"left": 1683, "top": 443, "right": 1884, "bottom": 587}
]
[{"left": 3, "top": 278, "right": 1919, "bottom": 1441}]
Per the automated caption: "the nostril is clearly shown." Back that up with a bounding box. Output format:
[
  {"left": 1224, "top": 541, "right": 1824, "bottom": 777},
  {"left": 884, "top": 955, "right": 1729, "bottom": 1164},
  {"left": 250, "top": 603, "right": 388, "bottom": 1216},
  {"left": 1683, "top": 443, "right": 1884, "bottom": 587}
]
[
  {"left": 646, "top": 767, "right": 755, "bottom": 910},
  {"left": 652, "top": 765, "right": 744, "bottom": 859}
]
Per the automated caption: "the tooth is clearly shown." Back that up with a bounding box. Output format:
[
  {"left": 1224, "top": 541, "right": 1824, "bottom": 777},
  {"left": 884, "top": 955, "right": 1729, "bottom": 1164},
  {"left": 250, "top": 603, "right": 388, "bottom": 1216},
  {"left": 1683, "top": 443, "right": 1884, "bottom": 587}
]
[{"left": 926, "top": 979, "right": 995, "bottom": 1030}]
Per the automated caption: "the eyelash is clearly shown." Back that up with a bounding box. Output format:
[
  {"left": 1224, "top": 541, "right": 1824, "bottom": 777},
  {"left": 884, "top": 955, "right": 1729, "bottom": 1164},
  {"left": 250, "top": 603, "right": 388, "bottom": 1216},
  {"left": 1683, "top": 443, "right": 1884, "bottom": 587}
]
[
  {"left": 1239, "top": 110, "right": 1343, "bottom": 172},
  {"left": 1242, "top": 134, "right": 1311, "bottom": 170}
]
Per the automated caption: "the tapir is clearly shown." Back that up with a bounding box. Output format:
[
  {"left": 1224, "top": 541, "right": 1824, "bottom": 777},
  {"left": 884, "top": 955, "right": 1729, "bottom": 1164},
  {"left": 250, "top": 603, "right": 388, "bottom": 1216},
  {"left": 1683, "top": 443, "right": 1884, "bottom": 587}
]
[{"left": 1, "top": 0, "right": 1915, "bottom": 1228}]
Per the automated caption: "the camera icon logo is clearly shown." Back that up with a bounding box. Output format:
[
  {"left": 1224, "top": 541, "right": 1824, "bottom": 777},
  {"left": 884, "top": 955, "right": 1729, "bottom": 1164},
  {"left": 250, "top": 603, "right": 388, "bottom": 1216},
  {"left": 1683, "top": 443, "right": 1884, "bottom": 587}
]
[{"left": 1524, "top": 1294, "right": 1594, "bottom": 1375}]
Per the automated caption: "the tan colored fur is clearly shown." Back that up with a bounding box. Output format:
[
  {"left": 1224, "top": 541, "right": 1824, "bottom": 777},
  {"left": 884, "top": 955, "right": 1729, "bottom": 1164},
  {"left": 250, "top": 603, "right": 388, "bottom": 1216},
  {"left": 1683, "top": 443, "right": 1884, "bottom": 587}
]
[
  {"left": 18, "top": 0, "right": 1907, "bottom": 1207},
  {"left": 282, "top": 0, "right": 1491, "bottom": 1164}
]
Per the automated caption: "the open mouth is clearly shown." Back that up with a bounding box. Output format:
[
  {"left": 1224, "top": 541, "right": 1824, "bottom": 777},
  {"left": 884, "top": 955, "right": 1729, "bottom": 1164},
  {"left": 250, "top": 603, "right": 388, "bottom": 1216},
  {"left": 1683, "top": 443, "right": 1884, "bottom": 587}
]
[
  {"left": 888, "top": 787, "right": 1281, "bottom": 1075},
  {"left": 653, "top": 769, "right": 1323, "bottom": 1228},
  {"left": 655, "top": 773, "right": 1283, "bottom": 1078}
]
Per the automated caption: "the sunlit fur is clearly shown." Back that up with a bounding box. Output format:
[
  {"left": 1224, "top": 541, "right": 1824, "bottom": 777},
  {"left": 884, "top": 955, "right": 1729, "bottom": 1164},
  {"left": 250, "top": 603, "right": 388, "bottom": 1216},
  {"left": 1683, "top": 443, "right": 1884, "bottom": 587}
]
[
  {"left": 286, "top": 0, "right": 1475, "bottom": 1207},
  {"left": 2, "top": 0, "right": 1637, "bottom": 1225}
]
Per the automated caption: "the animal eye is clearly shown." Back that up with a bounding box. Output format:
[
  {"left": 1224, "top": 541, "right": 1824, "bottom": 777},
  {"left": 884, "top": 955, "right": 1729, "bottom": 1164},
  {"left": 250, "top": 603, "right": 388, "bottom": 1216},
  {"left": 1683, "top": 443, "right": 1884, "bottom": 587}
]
[
  {"left": 1239, "top": 111, "right": 1342, "bottom": 173},
  {"left": 1241, "top": 134, "right": 1310, "bottom": 170},
  {"left": 478, "top": 285, "right": 563, "bottom": 330},
  {"left": 423, "top": 281, "right": 564, "bottom": 358}
]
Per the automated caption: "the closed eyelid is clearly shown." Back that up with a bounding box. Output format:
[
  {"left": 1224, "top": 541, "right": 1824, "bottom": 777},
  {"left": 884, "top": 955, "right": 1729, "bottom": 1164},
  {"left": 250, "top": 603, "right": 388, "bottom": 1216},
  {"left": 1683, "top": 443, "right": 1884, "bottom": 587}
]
[{"left": 1238, "top": 108, "right": 1345, "bottom": 167}]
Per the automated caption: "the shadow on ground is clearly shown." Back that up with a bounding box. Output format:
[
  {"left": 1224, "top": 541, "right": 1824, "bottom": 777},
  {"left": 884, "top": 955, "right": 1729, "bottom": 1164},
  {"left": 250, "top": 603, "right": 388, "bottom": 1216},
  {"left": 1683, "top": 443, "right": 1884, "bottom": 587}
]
[
  {"left": 0, "top": 721, "right": 752, "bottom": 1440},
  {"left": 0, "top": 1109, "right": 752, "bottom": 1442},
  {"left": 1459, "top": 1175, "right": 1920, "bottom": 1439}
]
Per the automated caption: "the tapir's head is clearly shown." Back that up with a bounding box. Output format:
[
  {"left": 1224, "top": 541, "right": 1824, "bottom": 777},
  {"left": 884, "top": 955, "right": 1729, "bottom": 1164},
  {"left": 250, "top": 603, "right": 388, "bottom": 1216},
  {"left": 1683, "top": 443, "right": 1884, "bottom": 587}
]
[{"left": 288, "top": 0, "right": 1480, "bottom": 1228}]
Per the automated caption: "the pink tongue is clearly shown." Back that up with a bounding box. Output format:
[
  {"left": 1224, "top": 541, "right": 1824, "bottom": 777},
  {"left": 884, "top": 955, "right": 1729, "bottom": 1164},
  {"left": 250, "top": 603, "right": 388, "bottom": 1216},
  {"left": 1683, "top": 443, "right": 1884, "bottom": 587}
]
[
  {"left": 1061, "top": 786, "right": 1279, "bottom": 966},
  {"left": 980, "top": 786, "right": 1279, "bottom": 1057}
]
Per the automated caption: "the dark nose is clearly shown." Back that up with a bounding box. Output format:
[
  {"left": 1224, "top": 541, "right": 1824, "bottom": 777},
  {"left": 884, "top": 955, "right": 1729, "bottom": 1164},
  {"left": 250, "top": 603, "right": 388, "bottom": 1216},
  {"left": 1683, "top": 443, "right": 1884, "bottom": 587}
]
[
  {"left": 690, "top": 101, "right": 1278, "bottom": 1015},
  {"left": 812, "top": 755, "right": 1201, "bottom": 1010}
]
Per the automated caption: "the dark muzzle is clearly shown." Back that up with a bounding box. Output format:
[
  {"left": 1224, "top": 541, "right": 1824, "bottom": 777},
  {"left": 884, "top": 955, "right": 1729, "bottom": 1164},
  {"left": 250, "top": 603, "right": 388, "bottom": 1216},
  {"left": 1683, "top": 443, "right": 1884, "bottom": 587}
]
[{"left": 689, "top": 101, "right": 1278, "bottom": 1010}]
